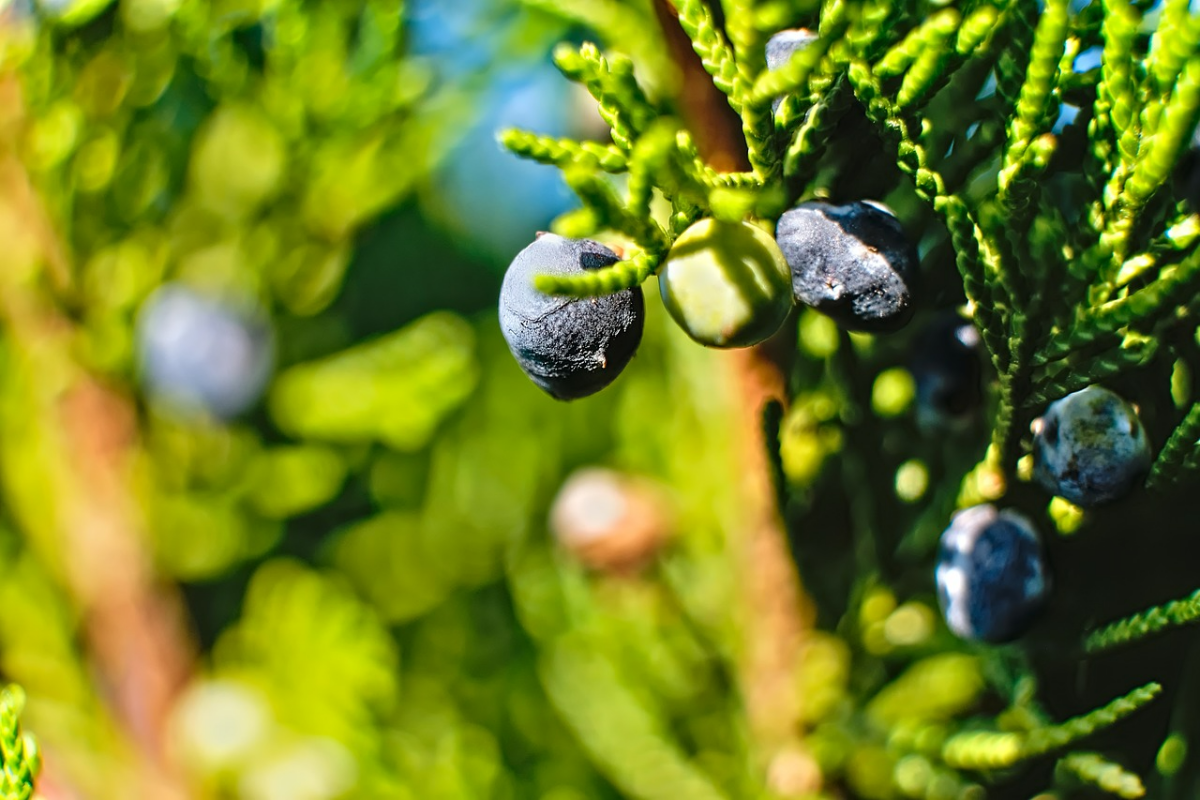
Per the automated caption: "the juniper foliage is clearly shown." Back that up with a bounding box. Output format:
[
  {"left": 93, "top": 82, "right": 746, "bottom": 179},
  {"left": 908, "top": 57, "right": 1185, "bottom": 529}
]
[{"left": 3, "top": 0, "right": 1200, "bottom": 798}]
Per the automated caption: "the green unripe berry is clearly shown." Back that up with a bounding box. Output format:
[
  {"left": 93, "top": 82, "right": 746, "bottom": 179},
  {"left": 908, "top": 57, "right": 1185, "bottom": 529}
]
[{"left": 658, "top": 219, "right": 793, "bottom": 348}]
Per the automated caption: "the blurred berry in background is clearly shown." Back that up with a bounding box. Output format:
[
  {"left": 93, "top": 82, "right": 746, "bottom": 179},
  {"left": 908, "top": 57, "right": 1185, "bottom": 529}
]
[
  {"left": 549, "top": 467, "right": 674, "bottom": 572},
  {"left": 910, "top": 313, "right": 983, "bottom": 432},
  {"left": 136, "top": 283, "right": 275, "bottom": 420}
]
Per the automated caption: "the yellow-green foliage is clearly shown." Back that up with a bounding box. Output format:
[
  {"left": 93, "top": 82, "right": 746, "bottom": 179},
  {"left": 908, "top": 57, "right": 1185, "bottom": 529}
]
[{"left": 1, "top": 0, "right": 1199, "bottom": 799}]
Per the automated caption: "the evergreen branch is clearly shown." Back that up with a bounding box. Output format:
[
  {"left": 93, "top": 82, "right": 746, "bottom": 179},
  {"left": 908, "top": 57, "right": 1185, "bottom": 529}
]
[
  {"left": 652, "top": 128, "right": 731, "bottom": 206},
  {"left": 675, "top": 0, "right": 750, "bottom": 110},
  {"left": 563, "top": 167, "right": 668, "bottom": 252},
  {"left": 1089, "top": 47, "right": 1200, "bottom": 290},
  {"left": 845, "top": 62, "right": 944, "bottom": 200},
  {"left": 534, "top": 251, "right": 661, "bottom": 297},
  {"left": 1069, "top": 3, "right": 1135, "bottom": 285},
  {"left": 843, "top": 0, "right": 894, "bottom": 57},
  {"left": 996, "top": 135, "right": 1057, "bottom": 305},
  {"left": 940, "top": 198, "right": 1011, "bottom": 372},
  {"left": 990, "top": 380, "right": 1020, "bottom": 468},
  {"left": 957, "top": 6, "right": 1002, "bottom": 57},
  {"left": 885, "top": 4, "right": 1001, "bottom": 118},
  {"left": 998, "top": 0, "right": 1069, "bottom": 205},
  {"left": 499, "top": 130, "right": 630, "bottom": 173},
  {"left": 991, "top": 0, "right": 1072, "bottom": 339},
  {"left": 674, "top": 0, "right": 776, "bottom": 176},
  {"left": 1084, "top": 103, "right": 1118, "bottom": 254},
  {"left": 846, "top": 59, "right": 1004, "bottom": 349},
  {"left": 993, "top": 0, "right": 1039, "bottom": 111},
  {"left": 874, "top": 16, "right": 940, "bottom": 79},
  {"left": 1034, "top": 252, "right": 1200, "bottom": 365},
  {"left": 1183, "top": 437, "right": 1200, "bottom": 475},
  {"left": 817, "top": 0, "right": 850, "bottom": 49},
  {"left": 626, "top": 136, "right": 662, "bottom": 222},
  {"left": 1142, "top": 0, "right": 1200, "bottom": 117},
  {"left": 669, "top": 205, "right": 703, "bottom": 237},
  {"left": 782, "top": 76, "right": 853, "bottom": 204},
  {"left": 0, "top": 687, "right": 38, "bottom": 800},
  {"left": 517, "top": 0, "right": 674, "bottom": 81},
  {"left": 1056, "top": 752, "right": 1146, "bottom": 798},
  {"left": 1026, "top": 336, "right": 1159, "bottom": 407},
  {"left": 702, "top": 170, "right": 763, "bottom": 189},
  {"left": 1086, "top": 589, "right": 1200, "bottom": 652},
  {"left": 748, "top": 34, "right": 828, "bottom": 106},
  {"left": 1101, "top": 0, "right": 1142, "bottom": 162},
  {"left": 1112, "top": 253, "right": 1159, "bottom": 290},
  {"left": 720, "top": 0, "right": 756, "bottom": 66},
  {"left": 894, "top": 10, "right": 962, "bottom": 112},
  {"left": 741, "top": 101, "right": 776, "bottom": 178},
  {"left": 996, "top": 196, "right": 1062, "bottom": 463},
  {"left": 941, "top": 731, "right": 1025, "bottom": 771},
  {"left": 1123, "top": 58, "right": 1200, "bottom": 210},
  {"left": 552, "top": 207, "right": 603, "bottom": 239},
  {"left": 1113, "top": 214, "right": 1200, "bottom": 288},
  {"left": 942, "top": 683, "right": 1162, "bottom": 770},
  {"left": 626, "top": 123, "right": 706, "bottom": 215},
  {"left": 554, "top": 43, "right": 656, "bottom": 151},
  {"left": 1085, "top": 1, "right": 1143, "bottom": 279},
  {"left": 1146, "top": 402, "right": 1200, "bottom": 490}
]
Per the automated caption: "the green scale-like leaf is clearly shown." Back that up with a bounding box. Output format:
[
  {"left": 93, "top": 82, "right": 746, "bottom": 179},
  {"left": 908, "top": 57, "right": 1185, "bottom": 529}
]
[
  {"left": 0, "top": 687, "right": 37, "bottom": 800},
  {"left": 1087, "top": 588, "right": 1200, "bottom": 652},
  {"left": 554, "top": 43, "right": 657, "bottom": 151},
  {"left": 942, "top": 682, "right": 1162, "bottom": 770},
  {"left": 1056, "top": 751, "right": 1146, "bottom": 798}
]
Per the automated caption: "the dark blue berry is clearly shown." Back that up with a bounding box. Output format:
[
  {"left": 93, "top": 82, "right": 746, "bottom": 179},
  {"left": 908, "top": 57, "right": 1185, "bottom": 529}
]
[
  {"left": 936, "top": 504, "right": 1051, "bottom": 643},
  {"left": 910, "top": 313, "right": 983, "bottom": 431},
  {"left": 765, "top": 29, "right": 817, "bottom": 71},
  {"left": 136, "top": 284, "right": 275, "bottom": 419},
  {"left": 765, "top": 29, "right": 817, "bottom": 113},
  {"left": 776, "top": 200, "right": 918, "bottom": 333},
  {"left": 1032, "top": 385, "right": 1151, "bottom": 507},
  {"left": 499, "top": 234, "right": 644, "bottom": 400}
]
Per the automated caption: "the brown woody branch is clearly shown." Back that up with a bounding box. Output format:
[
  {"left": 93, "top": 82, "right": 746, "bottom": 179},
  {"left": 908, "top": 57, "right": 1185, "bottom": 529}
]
[{"left": 650, "top": 2, "right": 820, "bottom": 794}]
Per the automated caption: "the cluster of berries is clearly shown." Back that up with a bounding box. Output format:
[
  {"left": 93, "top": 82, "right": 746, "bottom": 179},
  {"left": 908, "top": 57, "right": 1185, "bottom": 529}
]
[
  {"left": 506, "top": 27, "right": 1159, "bottom": 650},
  {"left": 504, "top": 219, "right": 1153, "bottom": 650},
  {"left": 936, "top": 386, "right": 1151, "bottom": 642},
  {"left": 499, "top": 200, "right": 917, "bottom": 400},
  {"left": 499, "top": 25, "right": 920, "bottom": 398}
]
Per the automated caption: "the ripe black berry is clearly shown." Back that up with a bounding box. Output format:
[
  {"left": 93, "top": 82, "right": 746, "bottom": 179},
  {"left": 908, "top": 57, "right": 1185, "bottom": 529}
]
[
  {"left": 910, "top": 313, "right": 984, "bottom": 431},
  {"left": 776, "top": 200, "right": 918, "bottom": 333},
  {"left": 1032, "top": 385, "right": 1151, "bottom": 507},
  {"left": 936, "top": 504, "right": 1051, "bottom": 643},
  {"left": 499, "top": 234, "right": 644, "bottom": 400}
]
